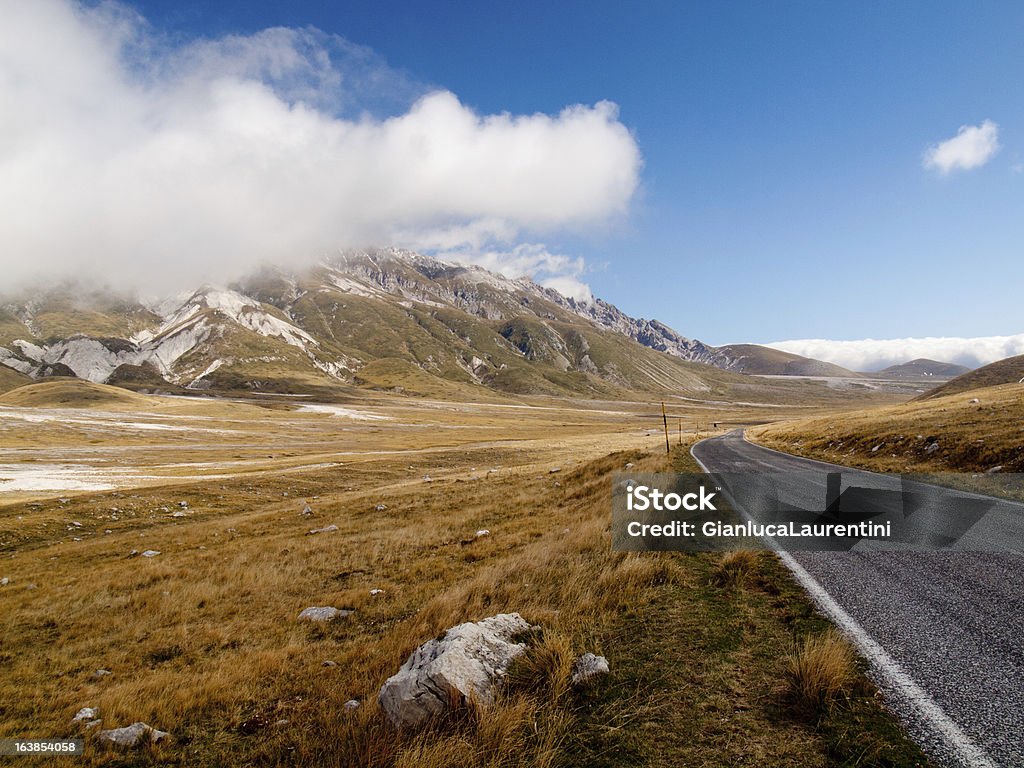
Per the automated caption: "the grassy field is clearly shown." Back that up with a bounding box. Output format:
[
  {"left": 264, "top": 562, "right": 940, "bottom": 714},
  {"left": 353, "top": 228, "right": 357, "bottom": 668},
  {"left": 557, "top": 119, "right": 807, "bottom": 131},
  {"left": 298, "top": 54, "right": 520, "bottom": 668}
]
[
  {"left": 750, "top": 382, "right": 1024, "bottom": 474},
  {"left": 0, "top": 381, "right": 931, "bottom": 766}
]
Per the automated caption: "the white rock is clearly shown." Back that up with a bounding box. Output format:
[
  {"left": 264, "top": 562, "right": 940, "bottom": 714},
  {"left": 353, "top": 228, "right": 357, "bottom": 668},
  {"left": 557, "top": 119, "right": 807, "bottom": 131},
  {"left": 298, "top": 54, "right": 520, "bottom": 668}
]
[
  {"left": 423, "top": 475, "right": 432, "bottom": 483},
  {"left": 571, "top": 653, "right": 610, "bottom": 685},
  {"left": 0, "top": 577, "right": 8, "bottom": 586},
  {"left": 298, "top": 606, "right": 353, "bottom": 622},
  {"left": 624, "top": 462, "right": 634, "bottom": 469},
  {"left": 308, "top": 524, "right": 338, "bottom": 535},
  {"left": 969, "top": 398, "right": 981, "bottom": 404},
  {"left": 94, "top": 669, "right": 111, "bottom": 678},
  {"left": 987, "top": 465, "right": 1004, "bottom": 474},
  {"left": 171, "top": 511, "right": 186, "bottom": 518},
  {"left": 375, "top": 504, "right": 388, "bottom": 512},
  {"left": 141, "top": 550, "right": 160, "bottom": 558},
  {"left": 343, "top": 699, "right": 360, "bottom": 711},
  {"left": 925, "top": 442, "right": 940, "bottom": 455},
  {"left": 321, "top": 660, "right": 338, "bottom": 667},
  {"left": 378, "top": 613, "right": 531, "bottom": 729},
  {"left": 549, "top": 467, "right": 562, "bottom": 474},
  {"left": 475, "top": 529, "right": 490, "bottom": 538},
  {"left": 370, "top": 588, "right": 385, "bottom": 596},
  {"left": 72, "top": 707, "right": 98, "bottom": 723},
  {"left": 98, "top": 722, "right": 169, "bottom": 747},
  {"left": 301, "top": 504, "right": 313, "bottom": 516}
]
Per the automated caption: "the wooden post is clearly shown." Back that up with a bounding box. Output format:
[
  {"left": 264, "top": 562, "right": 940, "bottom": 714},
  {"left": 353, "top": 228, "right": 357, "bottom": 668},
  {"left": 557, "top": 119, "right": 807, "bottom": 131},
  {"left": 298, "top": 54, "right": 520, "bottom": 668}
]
[{"left": 661, "top": 401, "right": 670, "bottom": 455}]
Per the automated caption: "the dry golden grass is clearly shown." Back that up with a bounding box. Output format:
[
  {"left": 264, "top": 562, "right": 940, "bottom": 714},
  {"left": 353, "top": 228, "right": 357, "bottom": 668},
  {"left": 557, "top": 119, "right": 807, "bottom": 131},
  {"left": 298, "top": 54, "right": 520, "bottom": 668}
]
[
  {"left": 750, "top": 382, "right": 1024, "bottom": 474},
  {"left": 779, "top": 630, "right": 856, "bottom": 719},
  {"left": 711, "top": 549, "right": 759, "bottom": 588},
  {"left": 0, "top": 386, "right": 932, "bottom": 766}
]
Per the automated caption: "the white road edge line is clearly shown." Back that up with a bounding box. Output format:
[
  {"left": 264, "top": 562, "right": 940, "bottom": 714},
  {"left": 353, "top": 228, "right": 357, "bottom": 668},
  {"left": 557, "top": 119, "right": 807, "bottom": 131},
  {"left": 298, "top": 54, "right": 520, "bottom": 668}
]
[{"left": 690, "top": 437, "right": 997, "bottom": 768}]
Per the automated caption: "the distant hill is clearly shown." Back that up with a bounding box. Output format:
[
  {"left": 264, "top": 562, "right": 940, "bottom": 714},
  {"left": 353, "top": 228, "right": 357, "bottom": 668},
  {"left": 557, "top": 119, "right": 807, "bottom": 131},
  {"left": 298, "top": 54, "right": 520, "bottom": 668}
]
[
  {"left": 717, "top": 344, "right": 861, "bottom": 378},
  {"left": 0, "top": 379, "right": 154, "bottom": 408},
  {"left": 0, "top": 364, "right": 31, "bottom": 394},
  {"left": 918, "top": 354, "right": 1024, "bottom": 400},
  {"left": 871, "top": 358, "right": 971, "bottom": 380}
]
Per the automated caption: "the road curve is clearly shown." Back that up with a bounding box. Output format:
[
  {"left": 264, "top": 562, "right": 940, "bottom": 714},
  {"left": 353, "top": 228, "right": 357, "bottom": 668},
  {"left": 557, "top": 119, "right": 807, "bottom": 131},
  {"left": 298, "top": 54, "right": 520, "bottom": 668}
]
[{"left": 692, "top": 430, "right": 1024, "bottom": 768}]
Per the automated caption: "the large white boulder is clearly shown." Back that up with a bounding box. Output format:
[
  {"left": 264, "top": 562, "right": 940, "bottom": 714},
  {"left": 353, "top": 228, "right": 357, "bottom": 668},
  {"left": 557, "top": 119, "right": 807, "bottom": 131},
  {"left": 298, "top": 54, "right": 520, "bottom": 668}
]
[
  {"left": 97, "top": 722, "right": 169, "bottom": 747},
  {"left": 378, "top": 613, "right": 531, "bottom": 728}
]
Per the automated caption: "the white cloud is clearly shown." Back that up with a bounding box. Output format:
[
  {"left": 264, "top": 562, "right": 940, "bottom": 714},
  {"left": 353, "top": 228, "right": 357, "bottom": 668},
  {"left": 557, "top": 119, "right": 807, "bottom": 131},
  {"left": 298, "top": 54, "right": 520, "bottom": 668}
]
[
  {"left": 438, "top": 243, "right": 595, "bottom": 303},
  {"left": 0, "top": 0, "right": 641, "bottom": 292},
  {"left": 766, "top": 334, "right": 1024, "bottom": 372},
  {"left": 923, "top": 120, "right": 1000, "bottom": 174}
]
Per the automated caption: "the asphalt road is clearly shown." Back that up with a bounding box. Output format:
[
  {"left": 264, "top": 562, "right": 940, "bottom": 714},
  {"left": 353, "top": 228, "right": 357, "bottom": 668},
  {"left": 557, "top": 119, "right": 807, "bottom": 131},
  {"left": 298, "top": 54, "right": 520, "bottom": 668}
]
[{"left": 692, "top": 430, "right": 1024, "bottom": 768}]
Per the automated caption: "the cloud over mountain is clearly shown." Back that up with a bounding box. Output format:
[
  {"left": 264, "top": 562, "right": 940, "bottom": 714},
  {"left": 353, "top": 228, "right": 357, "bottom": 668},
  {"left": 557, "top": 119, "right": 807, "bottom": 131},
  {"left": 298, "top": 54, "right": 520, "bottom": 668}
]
[
  {"left": 767, "top": 333, "right": 1024, "bottom": 372},
  {"left": 0, "top": 1, "right": 641, "bottom": 293}
]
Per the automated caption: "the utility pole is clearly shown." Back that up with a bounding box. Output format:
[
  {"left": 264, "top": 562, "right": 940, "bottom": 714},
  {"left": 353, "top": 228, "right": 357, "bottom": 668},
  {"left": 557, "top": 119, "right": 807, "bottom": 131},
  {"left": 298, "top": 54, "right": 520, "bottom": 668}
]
[{"left": 661, "top": 401, "right": 670, "bottom": 455}]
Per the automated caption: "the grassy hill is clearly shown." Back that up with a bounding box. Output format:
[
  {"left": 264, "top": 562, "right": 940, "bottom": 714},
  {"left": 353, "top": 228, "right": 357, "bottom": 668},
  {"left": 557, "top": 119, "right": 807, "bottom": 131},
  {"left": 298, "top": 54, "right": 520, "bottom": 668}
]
[
  {"left": 0, "top": 365, "right": 31, "bottom": 394},
  {"left": 0, "top": 379, "right": 156, "bottom": 409},
  {"left": 718, "top": 344, "right": 861, "bottom": 377},
  {"left": 873, "top": 358, "right": 971, "bottom": 380},
  {"left": 750, "top": 382, "right": 1024, "bottom": 473},
  {"left": 917, "top": 354, "right": 1024, "bottom": 400}
]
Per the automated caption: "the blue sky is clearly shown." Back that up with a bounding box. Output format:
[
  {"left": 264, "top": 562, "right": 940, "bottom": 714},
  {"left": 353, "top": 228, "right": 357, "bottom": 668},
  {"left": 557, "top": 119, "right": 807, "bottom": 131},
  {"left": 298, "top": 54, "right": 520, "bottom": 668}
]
[{"left": 4, "top": 1, "right": 1023, "bottom": 366}]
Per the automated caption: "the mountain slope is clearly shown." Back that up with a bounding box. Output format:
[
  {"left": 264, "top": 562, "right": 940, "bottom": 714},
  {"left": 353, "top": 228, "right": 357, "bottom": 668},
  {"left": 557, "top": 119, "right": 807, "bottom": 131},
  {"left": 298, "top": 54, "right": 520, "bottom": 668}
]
[
  {"left": 917, "top": 354, "right": 1024, "bottom": 400},
  {"left": 872, "top": 358, "right": 971, "bottom": 380},
  {"left": 717, "top": 344, "right": 861, "bottom": 377},
  {"left": 0, "top": 248, "right": 884, "bottom": 403}
]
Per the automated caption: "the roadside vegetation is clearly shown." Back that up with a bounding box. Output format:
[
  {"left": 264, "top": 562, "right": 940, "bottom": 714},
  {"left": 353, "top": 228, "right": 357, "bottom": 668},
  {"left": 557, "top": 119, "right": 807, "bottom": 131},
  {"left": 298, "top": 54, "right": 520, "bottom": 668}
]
[{"left": 750, "top": 383, "right": 1024, "bottom": 475}]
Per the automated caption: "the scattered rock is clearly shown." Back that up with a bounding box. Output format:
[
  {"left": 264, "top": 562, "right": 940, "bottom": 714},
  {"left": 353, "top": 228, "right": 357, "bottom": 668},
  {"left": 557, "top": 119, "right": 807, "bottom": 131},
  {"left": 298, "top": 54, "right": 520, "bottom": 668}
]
[
  {"left": 72, "top": 707, "right": 98, "bottom": 723},
  {"left": 321, "top": 660, "right": 338, "bottom": 667},
  {"left": 370, "top": 588, "right": 385, "bottom": 596},
  {"left": 344, "top": 699, "right": 360, "bottom": 711},
  {"left": 375, "top": 504, "right": 388, "bottom": 512},
  {"left": 571, "top": 653, "right": 610, "bottom": 685},
  {"left": 925, "top": 442, "right": 940, "bottom": 455},
  {"left": 475, "top": 529, "right": 490, "bottom": 538},
  {"left": 378, "top": 613, "right": 532, "bottom": 729},
  {"left": 170, "top": 511, "right": 186, "bottom": 518},
  {"left": 0, "top": 577, "right": 8, "bottom": 586},
  {"left": 987, "top": 465, "right": 1004, "bottom": 474},
  {"left": 141, "top": 550, "right": 161, "bottom": 558},
  {"left": 301, "top": 504, "right": 313, "bottom": 516},
  {"left": 98, "top": 722, "right": 169, "bottom": 748},
  {"left": 969, "top": 398, "right": 981, "bottom": 404},
  {"left": 178, "top": 501, "right": 189, "bottom": 509},
  {"left": 423, "top": 475, "right": 432, "bottom": 483},
  {"left": 308, "top": 524, "right": 338, "bottom": 535},
  {"left": 624, "top": 462, "right": 634, "bottom": 469},
  {"left": 94, "top": 669, "right": 111, "bottom": 678},
  {"left": 871, "top": 444, "right": 883, "bottom": 453},
  {"left": 549, "top": 467, "right": 562, "bottom": 474},
  {"left": 298, "top": 606, "right": 353, "bottom": 622}
]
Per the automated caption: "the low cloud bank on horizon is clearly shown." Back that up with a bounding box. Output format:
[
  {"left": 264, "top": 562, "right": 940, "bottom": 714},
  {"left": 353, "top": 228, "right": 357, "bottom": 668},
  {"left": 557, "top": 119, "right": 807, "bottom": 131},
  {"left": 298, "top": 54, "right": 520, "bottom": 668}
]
[
  {"left": 766, "top": 334, "right": 1024, "bottom": 372},
  {"left": 0, "top": 0, "right": 641, "bottom": 301}
]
